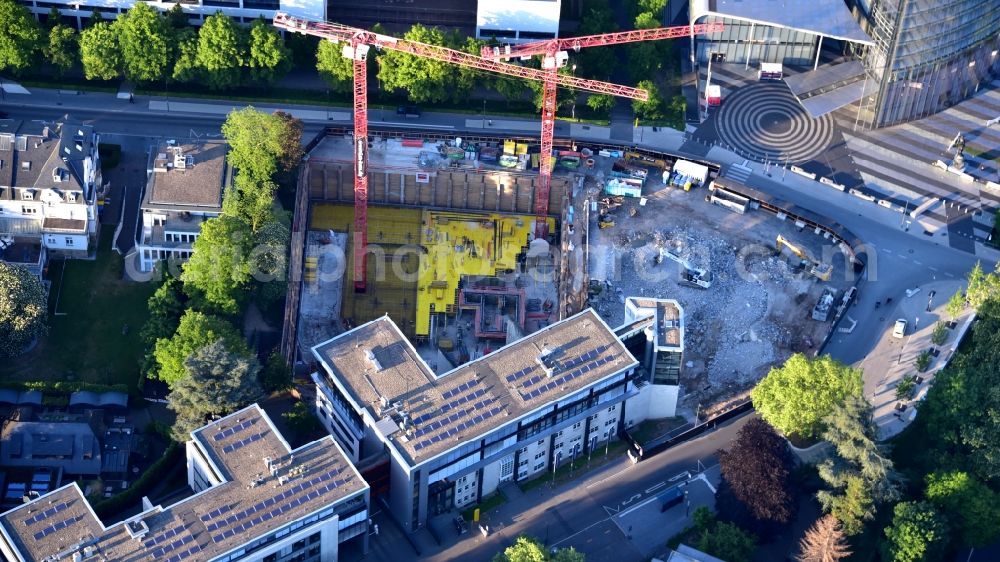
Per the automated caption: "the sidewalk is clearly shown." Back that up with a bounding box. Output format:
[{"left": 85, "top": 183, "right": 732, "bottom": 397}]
[{"left": 858, "top": 280, "right": 973, "bottom": 439}]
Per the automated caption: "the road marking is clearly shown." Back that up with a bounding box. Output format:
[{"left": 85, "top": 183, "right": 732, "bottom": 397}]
[
  {"left": 929, "top": 266, "right": 938, "bottom": 272},
  {"left": 693, "top": 473, "right": 717, "bottom": 494},
  {"left": 945, "top": 272, "right": 955, "bottom": 278},
  {"left": 883, "top": 249, "right": 892, "bottom": 254},
  {"left": 602, "top": 505, "right": 620, "bottom": 516},
  {"left": 668, "top": 471, "right": 690, "bottom": 482},
  {"left": 913, "top": 260, "right": 923, "bottom": 265},
  {"left": 586, "top": 465, "right": 632, "bottom": 489},
  {"left": 617, "top": 495, "right": 661, "bottom": 519},
  {"left": 621, "top": 494, "right": 642, "bottom": 506},
  {"left": 550, "top": 517, "right": 615, "bottom": 548},
  {"left": 382, "top": 121, "right": 455, "bottom": 130},
  {"left": 645, "top": 482, "right": 666, "bottom": 494}
]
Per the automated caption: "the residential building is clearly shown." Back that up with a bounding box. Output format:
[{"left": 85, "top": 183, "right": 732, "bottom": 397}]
[
  {"left": 0, "top": 422, "right": 102, "bottom": 477},
  {"left": 136, "top": 140, "right": 231, "bottom": 273},
  {"left": 666, "top": 544, "right": 728, "bottom": 562},
  {"left": 311, "top": 308, "right": 643, "bottom": 531},
  {"left": 0, "top": 236, "right": 45, "bottom": 280},
  {"left": 0, "top": 120, "right": 100, "bottom": 259},
  {"left": 0, "top": 404, "right": 370, "bottom": 562},
  {"left": 689, "top": 0, "right": 1000, "bottom": 127},
  {"left": 22, "top": 0, "right": 325, "bottom": 30},
  {"left": 476, "top": 0, "right": 561, "bottom": 43}
]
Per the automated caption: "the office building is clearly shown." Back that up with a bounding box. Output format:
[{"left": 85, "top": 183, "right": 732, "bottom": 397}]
[
  {"left": 21, "top": 0, "right": 324, "bottom": 29},
  {"left": 0, "top": 404, "right": 369, "bottom": 562},
  {"left": 618, "top": 297, "right": 685, "bottom": 418}
]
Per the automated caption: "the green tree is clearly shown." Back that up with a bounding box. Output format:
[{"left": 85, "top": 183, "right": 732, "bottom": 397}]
[
  {"left": 247, "top": 17, "right": 291, "bottom": 84},
  {"left": 664, "top": 95, "right": 687, "bottom": 130},
  {"left": 261, "top": 350, "right": 293, "bottom": 393},
  {"left": 570, "top": 0, "right": 617, "bottom": 80},
  {"left": 895, "top": 376, "right": 916, "bottom": 400},
  {"left": 965, "top": 261, "right": 1000, "bottom": 310},
  {"left": 45, "top": 24, "right": 76, "bottom": 76},
  {"left": 925, "top": 471, "right": 1000, "bottom": 548},
  {"left": 272, "top": 110, "right": 304, "bottom": 173},
  {"left": 140, "top": 274, "right": 188, "bottom": 348},
  {"left": 196, "top": 11, "right": 245, "bottom": 90},
  {"left": 249, "top": 216, "right": 290, "bottom": 305},
  {"left": 930, "top": 322, "right": 948, "bottom": 346},
  {"left": 168, "top": 339, "right": 262, "bottom": 440},
  {"left": 751, "top": 353, "right": 863, "bottom": 440},
  {"left": 493, "top": 536, "right": 584, "bottom": 562},
  {"left": 632, "top": 79, "right": 664, "bottom": 120},
  {"left": 817, "top": 474, "right": 873, "bottom": 536},
  {"left": 165, "top": 2, "right": 188, "bottom": 30},
  {"left": 882, "top": 502, "right": 949, "bottom": 562},
  {"left": 221, "top": 107, "right": 302, "bottom": 185},
  {"left": 85, "top": 9, "right": 104, "bottom": 28},
  {"left": 586, "top": 93, "right": 615, "bottom": 115},
  {"left": 0, "top": 0, "right": 43, "bottom": 73},
  {"left": 180, "top": 215, "right": 253, "bottom": 314},
  {"left": 0, "top": 263, "right": 48, "bottom": 359},
  {"left": 915, "top": 351, "right": 931, "bottom": 372},
  {"left": 152, "top": 309, "right": 250, "bottom": 387},
  {"left": 695, "top": 520, "right": 757, "bottom": 562},
  {"left": 282, "top": 401, "right": 322, "bottom": 437},
  {"left": 638, "top": 0, "right": 668, "bottom": 13},
  {"left": 113, "top": 1, "right": 171, "bottom": 82},
  {"left": 626, "top": 12, "right": 663, "bottom": 81},
  {"left": 944, "top": 289, "right": 965, "bottom": 320},
  {"left": 79, "top": 22, "right": 121, "bottom": 80},
  {"left": 820, "top": 395, "right": 902, "bottom": 505},
  {"left": 45, "top": 7, "right": 61, "bottom": 29},
  {"left": 316, "top": 38, "right": 353, "bottom": 93},
  {"left": 796, "top": 514, "right": 852, "bottom": 562},
  {"left": 377, "top": 24, "right": 456, "bottom": 104},
  {"left": 171, "top": 27, "right": 200, "bottom": 83}
]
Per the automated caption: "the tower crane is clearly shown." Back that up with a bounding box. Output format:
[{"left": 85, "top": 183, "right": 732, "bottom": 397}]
[
  {"left": 482, "top": 22, "right": 725, "bottom": 238},
  {"left": 273, "top": 13, "right": 649, "bottom": 292}
]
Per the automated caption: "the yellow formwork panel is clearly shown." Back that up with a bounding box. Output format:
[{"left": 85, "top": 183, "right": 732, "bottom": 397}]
[{"left": 415, "top": 211, "right": 555, "bottom": 336}]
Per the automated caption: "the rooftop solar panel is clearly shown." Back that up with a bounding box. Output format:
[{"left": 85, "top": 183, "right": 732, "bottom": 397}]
[
  {"left": 23, "top": 501, "right": 69, "bottom": 526},
  {"left": 212, "top": 418, "right": 255, "bottom": 441},
  {"left": 222, "top": 431, "right": 267, "bottom": 454}
]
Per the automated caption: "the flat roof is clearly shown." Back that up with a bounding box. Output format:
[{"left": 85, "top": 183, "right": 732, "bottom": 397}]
[
  {"left": 312, "top": 309, "right": 636, "bottom": 464},
  {"left": 144, "top": 141, "right": 229, "bottom": 210},
  {"left": 0, "top": 405, "right": 366, "bottom": 562},
  {"left": 692, "top": 0, "right": 873, "bottom": 44},
  {"left": 625, "top": 297, "right": 684, "bottom": 351}
]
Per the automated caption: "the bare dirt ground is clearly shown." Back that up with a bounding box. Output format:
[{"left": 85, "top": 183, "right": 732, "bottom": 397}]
[{"left": 585, "top": 180, "right": 855, "bottom": 417}]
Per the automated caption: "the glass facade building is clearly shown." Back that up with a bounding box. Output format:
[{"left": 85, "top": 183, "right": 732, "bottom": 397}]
[
  {"left": 850, "top": 0, "right": 1000, "bottom": 127},
  {"left": 693, "top": 17, "right": 821, "bottom": 67}
]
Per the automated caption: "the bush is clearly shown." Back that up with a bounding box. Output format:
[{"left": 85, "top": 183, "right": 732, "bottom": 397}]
[
  {"left": 0, "top": 381, "right": 129, "bottom": 394},
  {"left": 931, "top": 322, "right": 948, "bottom": 346},
  {"left": 896, "top": 376, "right": 916, "bottom": 400},
  {"left": 916, "top": 351, "right": 932, "bottom": 373},
  {"left": 91, "top": 442, "right": 182, "bottom": 519}
]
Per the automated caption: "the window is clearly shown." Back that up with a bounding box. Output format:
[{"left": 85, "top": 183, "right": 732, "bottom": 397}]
[
  {"left": 519, "top": 459, "right": 528, "bottom": 467},
  {"left": 534, "top": 462, "right": 545, "bottom": 471},
  {"left": 309, "top": 532, "right": 321, "bottom": 544},
  {"left": 65, "top": 238, "right": 74, "bottom": 246},
  {"left": 573, "top": 422, "right": 582, "bottom": 430},
  {"left": 534, "top": 451, "right": 545, "bottom": 459},
  {"left": 537, "top": 439, "right": 544, "bottom": 446},
  {"left": 21, "top": 206, "right": 37, "bottom": 214},
  {"left": 263, "top": 555, "right": 277, "bottom": 562},
  {"left": 21, "top": 190, "right": 33, "bottom": 200}
]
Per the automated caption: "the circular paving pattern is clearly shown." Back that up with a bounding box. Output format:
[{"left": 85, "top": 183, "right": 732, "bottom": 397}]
[{"left": 714, "top": 82, "right": 835, "bottom": 164}]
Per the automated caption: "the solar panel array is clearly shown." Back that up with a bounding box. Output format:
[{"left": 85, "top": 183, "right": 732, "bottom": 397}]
[
  {"left": 517, "top": 345, "right": 613, "bottom": 392},
  {"left": 413, "top": 406, "right": 504, "bottom": 451},
  {"left": 199, "top": 504, "right": 232, "bottom": 523},
  {"left": 413, "top": 388, "right": 489, "bottom": 425},
  {"left": 222, "top": 431, "right": 267, "bottom": 454},
  {"left": 151, "top": 534, "right": 195, "bottom": 558},
  {"left": 31, "top": 516, "right": 78, "bottom": 540},
  {"left": 521, "top": 355, "right": 616, "bottom": 401},
  {"left": 504, "top": 366, "right": 535, "bottom": 383},
  {"left": 213, "top": 418, "right": 255, "bottom": 441},
  {"left": 208, "top": 469, "right": 349, "bottom": 542},
  {"left": 143, "top": 524, "right": 187, "bottom": 548},
  {"left": 440, "top": 378, "right": 480, "bottom": 400},
  {"left": 413, "top": 399, "right": 495, "bottom": 439},
  {"left": 164, "top": 545, "right": 202, "bottom": 562},
  {"left": 23, "top": 502, "right": 69, "bottom": 526}
]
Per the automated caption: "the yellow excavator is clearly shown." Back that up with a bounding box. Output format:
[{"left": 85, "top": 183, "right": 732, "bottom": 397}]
[{"left": 775, "top": 235, "right": 833, "bottom": 281}]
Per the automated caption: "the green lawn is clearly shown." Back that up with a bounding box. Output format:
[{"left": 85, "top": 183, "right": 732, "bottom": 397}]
[
  {"left": 0, "top": 228, "right": 155, "bottom": 389},
  {"left": 519, "top": 440, "right": 629, "bottom": 492},
  {"left": 460, "top": 491, "right": 507, "bottom": 522}
]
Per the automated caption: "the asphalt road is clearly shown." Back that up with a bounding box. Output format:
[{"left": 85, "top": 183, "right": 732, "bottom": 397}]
[{"left": 349, "top": 414, "right": 750, "bottom": 562}]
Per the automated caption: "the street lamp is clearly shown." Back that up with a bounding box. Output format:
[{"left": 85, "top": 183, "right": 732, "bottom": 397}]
[
  {"left": 587, "top": 435, "right": 597, "bottom": 467},
  {"left": 482, "top": 98, "right": 487, "bottom": 128},
  {"left": 551, "top": 450, "right": 563, "bottom": 485}
]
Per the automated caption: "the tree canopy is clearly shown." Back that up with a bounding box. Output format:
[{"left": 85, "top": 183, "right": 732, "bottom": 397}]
[
  {"left": 44, "top": 24, "right": 76, "bottom": 76},
  {"left": 221, "top": 107, "right": 302, "bottom": 186},
  {"left": 79, "top": 22, "right": 121, "bottom": 81},
  {"left": 247, "top": 18, "right": 291, "bottom": 84},
  {"left": 0, "top": 0, "right": 42, "bottom": 73},
  {"left": 168, "top": 339, "right": 262, "bottom": 440},
  {"left": 924, "top": 470, "right": 1000, "bottom": 548},
  {"left": 716, "top": 418, "right": 797, "bottom": 537},
  {"left": 492, "top": 536, "right": 584, "bottom": 562},
  {"left": 690, "top": 508, "right": 757, "bottom": 562},
  {"left": 316, "top": 38, "right": 354, "bottom": 93},
  {"left": 377, "top": 24, "right": 461, "bottom": 104},
  {"left": 882, "top": 502, "right": 949, "bottom": 562},
  {"left": 181, "top": 215, "right": 253, "bottom": 315},
  {"left": 751, "top": 353, "right": 863, "bottom": 440},
  {"left": 196, "top": 11, "right": 245, "bottom": 90},
  {"left": 113, "top": 2, "right": 171, "bottom": 82},
  {"left": 632, "top": 79, "right": 664, "bottom": 120},
  {"left": 152, "top": 310, "right": 251, "bottom": 387},
  {"left": 0, "top": 263, "right": 48, "bottom": 359}
]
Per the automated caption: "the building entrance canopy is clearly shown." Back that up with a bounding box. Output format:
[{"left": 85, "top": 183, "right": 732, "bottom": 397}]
[
  {"left": 784, "top": 60, "right": 877, "bottom": 117},
  {"left": 692, "top": 0, "right": 873, "bottom": 44}
]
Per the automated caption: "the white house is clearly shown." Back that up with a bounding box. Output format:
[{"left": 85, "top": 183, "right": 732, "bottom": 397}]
[
  {"left": 0, "top": 120, "right": 100, "bottom": 260},
  {"left": 135, "top": 140, "right": 231, "bottom": 273}
]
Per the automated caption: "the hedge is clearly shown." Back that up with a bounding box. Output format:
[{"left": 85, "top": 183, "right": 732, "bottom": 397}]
[
  {"left": 91, "top": 441, "right": 182, "bottom": 520},
  {"left": 0, "top": 381, "right": 130, "bottom": 394}
]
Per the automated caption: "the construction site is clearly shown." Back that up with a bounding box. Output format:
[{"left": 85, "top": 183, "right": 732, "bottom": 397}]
[
  {"left": 277, "top": 11, "right": 861, "bottom": 420},
  {"left": 287, "top": 127, "right": 861, "bottom": 417}
]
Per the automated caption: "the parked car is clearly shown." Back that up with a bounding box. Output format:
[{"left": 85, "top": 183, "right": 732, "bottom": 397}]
[
  {"left": 396, "top": 105, "right": 421, "bottom": 119},
  {"left": 893, "top": 318, "right": 907, "bottom": 338},
  {"left": 453, "top": 515, "right": 468, "bottom": 534}
]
